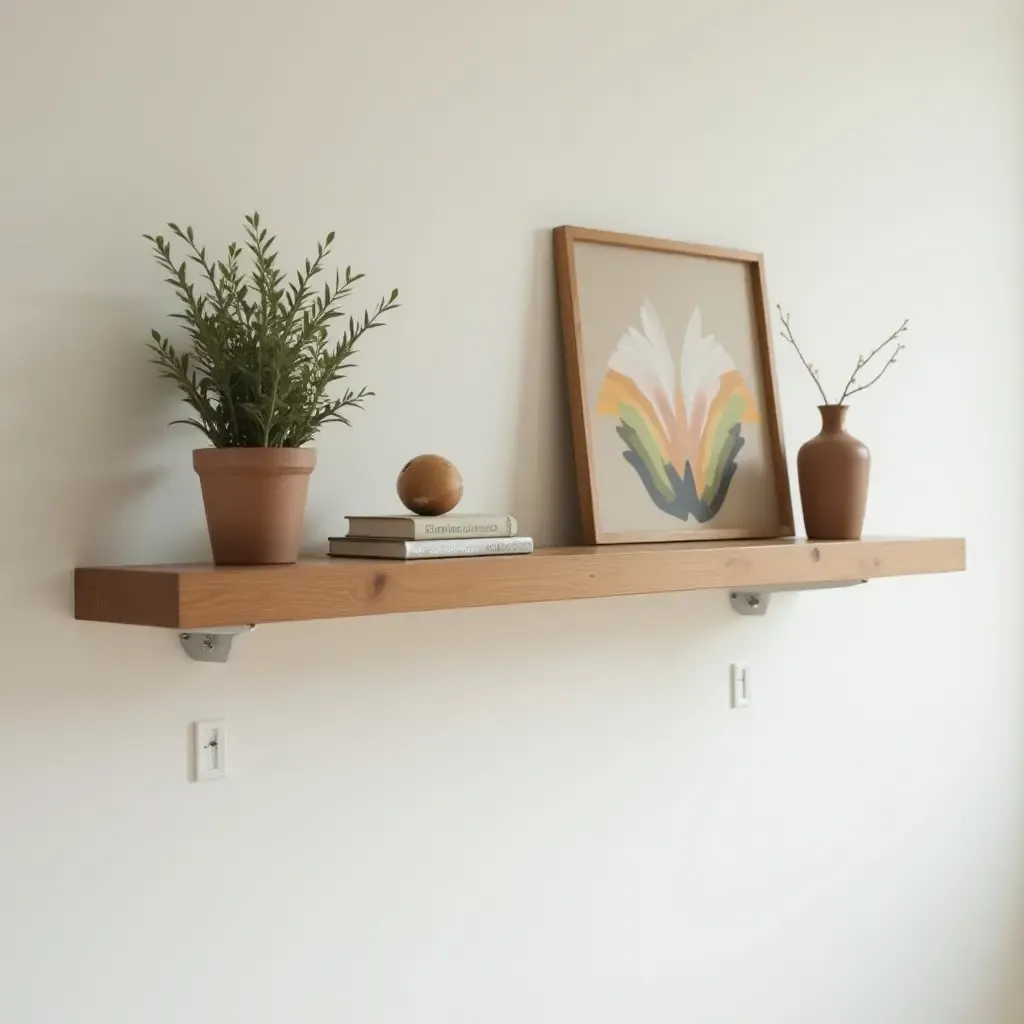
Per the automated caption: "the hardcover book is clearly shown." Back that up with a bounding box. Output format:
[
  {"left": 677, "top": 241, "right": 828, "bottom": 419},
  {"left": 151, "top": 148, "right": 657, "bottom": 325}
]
[
  {"left": 328, "top": 536, "right": 534, "bottom": 560},
  {"left": 344, "top": 514, "right": 518, "bottom": 541}
]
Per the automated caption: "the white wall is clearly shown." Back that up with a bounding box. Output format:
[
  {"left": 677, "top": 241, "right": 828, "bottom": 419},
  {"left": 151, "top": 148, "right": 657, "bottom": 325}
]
[{"left": 1, "top": 2, "right": 1021, "bottom": 1022}]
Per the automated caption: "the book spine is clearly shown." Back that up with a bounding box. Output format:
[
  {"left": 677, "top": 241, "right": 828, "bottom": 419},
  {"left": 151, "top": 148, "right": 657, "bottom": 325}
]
[
  {"left": 404, "top": 537, "right": 533, "bottom": 559},
  {"left": 410, "top": 515, "right": 518, "bottom": 540}
]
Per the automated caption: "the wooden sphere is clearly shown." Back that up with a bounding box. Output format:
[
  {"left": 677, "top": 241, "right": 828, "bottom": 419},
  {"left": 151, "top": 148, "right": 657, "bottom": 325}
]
[{"left": 397, "top": 454, "right": 463, "bottom": 516}]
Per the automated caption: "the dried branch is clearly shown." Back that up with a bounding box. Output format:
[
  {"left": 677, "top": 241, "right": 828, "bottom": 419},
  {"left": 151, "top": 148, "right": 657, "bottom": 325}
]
[
  {"left": 841, "top": 342, "right": 905, "bottom": 400},
  {"left": 838, "top": 319, "right": 909, "bottom": 403},
  {"left": 776, "top": 305, "right": 829, "bottom": 404}
]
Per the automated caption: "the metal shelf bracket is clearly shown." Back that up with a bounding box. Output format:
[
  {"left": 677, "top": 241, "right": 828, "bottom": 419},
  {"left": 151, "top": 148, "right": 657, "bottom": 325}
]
[
  {"left": 729, "top": 579, "right": 867, "bottom": 617},
  {"left": 179, "top": 625, "right": 253, "bottom": 663}
]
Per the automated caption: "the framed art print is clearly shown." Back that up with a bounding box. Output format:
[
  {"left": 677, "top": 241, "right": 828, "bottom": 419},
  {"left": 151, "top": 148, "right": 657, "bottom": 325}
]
[{"left": 554, "top": 226, "right": 794, "bottom": 545}]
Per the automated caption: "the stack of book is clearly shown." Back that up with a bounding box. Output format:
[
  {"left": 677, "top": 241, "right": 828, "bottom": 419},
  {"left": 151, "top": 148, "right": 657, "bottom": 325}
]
[{"left": 328, "top": 514, "right": 533, "bottom": 560}]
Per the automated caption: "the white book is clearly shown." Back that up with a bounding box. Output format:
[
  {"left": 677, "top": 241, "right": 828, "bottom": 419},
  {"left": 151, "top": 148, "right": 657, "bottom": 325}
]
[
  {"left": 328, "top": 536, "right": 534, "bottom": 560},
  {"left": 344, "top": 513, "right": 517, "bottom": 540}
]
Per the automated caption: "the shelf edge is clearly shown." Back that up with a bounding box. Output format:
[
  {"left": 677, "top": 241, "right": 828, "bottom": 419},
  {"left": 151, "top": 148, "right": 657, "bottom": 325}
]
[{"left": 75, "top": 566, "right": 183, "bottom": 628}]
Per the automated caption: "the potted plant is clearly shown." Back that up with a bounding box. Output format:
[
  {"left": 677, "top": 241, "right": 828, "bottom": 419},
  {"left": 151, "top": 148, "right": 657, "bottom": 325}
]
[
  {"left": 777, "top": 305, "right": 908, "bottom": 541},
  {"left": 144, "top": 212, "right": 398, "bottom": 564}
]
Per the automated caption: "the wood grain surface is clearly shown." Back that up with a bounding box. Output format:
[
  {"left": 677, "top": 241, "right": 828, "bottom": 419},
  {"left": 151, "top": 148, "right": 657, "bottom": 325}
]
[{"left": 74, "top": 537, "right": 966, "bottom": 629}]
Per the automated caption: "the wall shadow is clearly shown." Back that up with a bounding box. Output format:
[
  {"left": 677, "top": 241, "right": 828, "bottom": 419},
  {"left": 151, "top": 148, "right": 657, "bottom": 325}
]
[{"left": 510, "top": 228, "right": 580, "bottom": 547}]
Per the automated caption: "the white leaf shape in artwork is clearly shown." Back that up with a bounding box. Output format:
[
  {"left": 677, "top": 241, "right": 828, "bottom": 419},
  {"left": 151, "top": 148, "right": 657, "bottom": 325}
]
[
  {"left": 679, "top": 306, "right": 736, "bottom": 440},
  {"left": 606, "top": 299, "right": 676, "bottom": 438}
]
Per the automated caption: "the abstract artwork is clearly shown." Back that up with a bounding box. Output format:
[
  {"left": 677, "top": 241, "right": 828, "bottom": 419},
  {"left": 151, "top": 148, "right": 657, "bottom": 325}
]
[
  {"left": 598, "top": 301, "right": 759, "bottom": 524},
  {"left": 554, "top": 227, "right": 793, "bottom": 544}
]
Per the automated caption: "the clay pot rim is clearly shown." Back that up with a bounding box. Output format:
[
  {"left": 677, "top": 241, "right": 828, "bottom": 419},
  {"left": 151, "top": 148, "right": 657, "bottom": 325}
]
[{"left": 193, "top": 446, "right": 317, "bottom": 476}]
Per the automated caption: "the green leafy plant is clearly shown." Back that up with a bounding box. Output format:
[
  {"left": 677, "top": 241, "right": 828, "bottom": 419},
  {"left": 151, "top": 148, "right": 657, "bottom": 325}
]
[{"left": 144, "top": 212, "right": 399, "bottom": 447}]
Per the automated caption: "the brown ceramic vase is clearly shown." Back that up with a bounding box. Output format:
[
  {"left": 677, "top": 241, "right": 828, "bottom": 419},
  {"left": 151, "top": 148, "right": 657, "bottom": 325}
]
[
  {"left": 193, "top": 447, "right": 316, "bottom": 565},
  {"left": 797, "top": 406, "right": 869, "bottom": 541}
]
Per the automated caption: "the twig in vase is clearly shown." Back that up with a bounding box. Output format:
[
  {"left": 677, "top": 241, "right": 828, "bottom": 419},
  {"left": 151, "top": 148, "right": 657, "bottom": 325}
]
[
  {"left": 776, "top": 305, "right": 830, "bottom": 405},
  {"left": 838, "top": 320, "right": 909, "bottom": 402},
  {"left": 777, "top": 306, "right": 910, "bottom": 406}
]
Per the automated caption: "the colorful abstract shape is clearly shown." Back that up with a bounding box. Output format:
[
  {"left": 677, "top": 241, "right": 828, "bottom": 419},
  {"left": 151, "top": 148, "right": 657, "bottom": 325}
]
[{"left": 596, "top": 302, "right": 760, "bottom": 523}]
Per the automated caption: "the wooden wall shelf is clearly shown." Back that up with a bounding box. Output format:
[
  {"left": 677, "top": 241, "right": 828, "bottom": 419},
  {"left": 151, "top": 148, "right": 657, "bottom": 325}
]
[{"left": 75, "top": 536, "right": 965, "bottom": 632}]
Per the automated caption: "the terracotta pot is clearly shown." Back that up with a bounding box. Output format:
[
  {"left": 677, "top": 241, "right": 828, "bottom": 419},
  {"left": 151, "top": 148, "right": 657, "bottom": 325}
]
[
  {"left": 797, "top": 406, "right": 870, "bottom": 541},
  {"left": 193, "top": 447, "right": 316, "bottom": 565}
]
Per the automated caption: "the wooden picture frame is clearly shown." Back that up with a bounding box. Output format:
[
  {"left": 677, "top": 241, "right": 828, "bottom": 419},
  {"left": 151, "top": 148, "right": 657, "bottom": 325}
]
[{"left": 554, "top": 226, "right": 794, "bottom": 545}]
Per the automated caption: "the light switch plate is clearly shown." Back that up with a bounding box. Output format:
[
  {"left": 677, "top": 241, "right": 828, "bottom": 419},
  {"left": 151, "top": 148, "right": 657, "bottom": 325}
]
[
  {"left": 730, "top": 664, "right": 751, "bottom": 709},
  {"left": 193, "top": 719, "right": 226, "bottom": 781}
]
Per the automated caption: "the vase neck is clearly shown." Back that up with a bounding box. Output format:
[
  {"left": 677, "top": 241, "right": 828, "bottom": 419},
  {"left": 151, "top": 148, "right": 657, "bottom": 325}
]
[{"left": 819, "top": 404, "right": 849, "bottom": 433}]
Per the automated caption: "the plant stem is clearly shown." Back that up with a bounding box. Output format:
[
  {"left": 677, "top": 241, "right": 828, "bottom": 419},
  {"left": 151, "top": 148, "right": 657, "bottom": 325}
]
[
  {"left": 842, "top": 343, "right": 905, "bottom": 399},
  {"left": 838, "top": 319, "right": 909, "bottom": 403},
  {"left": 776, "top": 305, "right": 830, "bottom": 404}
]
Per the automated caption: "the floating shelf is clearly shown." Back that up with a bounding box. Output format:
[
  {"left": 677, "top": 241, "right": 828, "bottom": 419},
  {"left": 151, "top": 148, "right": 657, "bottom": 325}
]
[{"left": 75, "top": 537, "right": 965, "bottom": 633}]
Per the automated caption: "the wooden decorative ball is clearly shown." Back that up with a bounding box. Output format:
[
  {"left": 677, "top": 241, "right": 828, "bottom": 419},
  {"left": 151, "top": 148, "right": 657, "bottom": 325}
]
[{"left": 397, "top": 454, "right": 463, "bottom": 516}]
